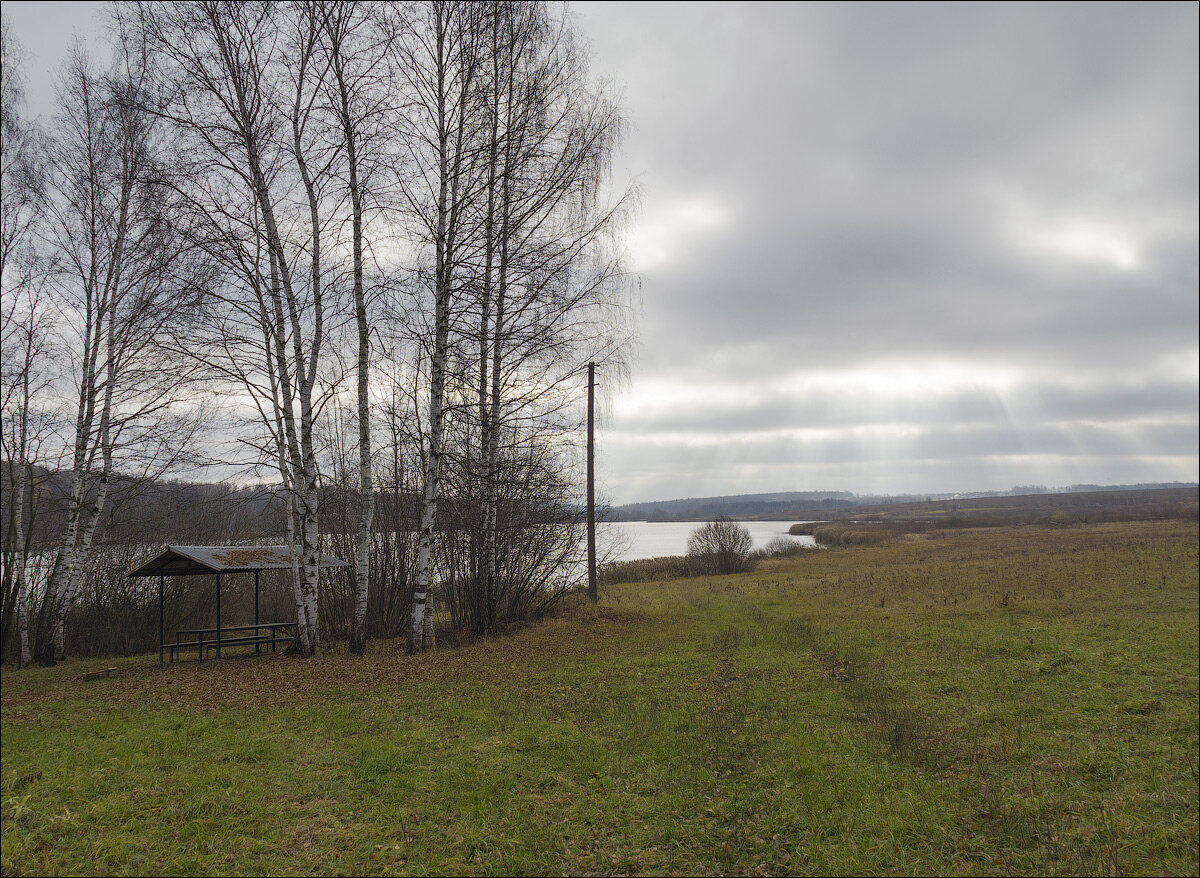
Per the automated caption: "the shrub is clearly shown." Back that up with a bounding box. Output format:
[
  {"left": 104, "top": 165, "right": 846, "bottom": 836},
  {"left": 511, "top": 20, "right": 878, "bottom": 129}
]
[
  {"left": 749, "top": 536, "right": 811, "bottom": 564},
  {"left": 764, "top": 535, "right": 807, "bottom": 556},
  {"left": 687, "top": 517, "right": 754, "bottom": 575}
]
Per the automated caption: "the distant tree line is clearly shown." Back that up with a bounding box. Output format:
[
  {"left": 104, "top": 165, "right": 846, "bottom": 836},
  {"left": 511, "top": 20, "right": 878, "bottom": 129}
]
[
  {"left": 0, "top": 1, "right": 634, "bottom": 666},
  {"left": 608, "top": 495, "right": 856, "bottom": 522},
  {"left": 605, "top": 484, "right": 1200, "bottom": 522}
]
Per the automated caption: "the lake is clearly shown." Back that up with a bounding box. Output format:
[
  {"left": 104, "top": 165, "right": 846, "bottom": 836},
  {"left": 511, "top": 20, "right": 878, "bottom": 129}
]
[
  {"left": 7, "top": 521, "right": 819, "bottom": 588},
  {"left": 602, "top": 520, "right": 817, "bottom": 562}
]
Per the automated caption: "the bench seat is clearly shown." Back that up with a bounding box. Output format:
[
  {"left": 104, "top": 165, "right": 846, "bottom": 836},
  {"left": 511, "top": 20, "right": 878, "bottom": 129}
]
[{"left": 162, "top": 623, "right": 297, "bottom": 663}]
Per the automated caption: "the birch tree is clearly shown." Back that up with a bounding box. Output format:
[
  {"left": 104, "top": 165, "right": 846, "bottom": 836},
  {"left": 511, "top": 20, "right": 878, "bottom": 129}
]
[
  {"left": 315, "top": 0, "right": 393, "bottom": 655},
  {"left": 1, "top": 21, "right": 51, "bottom": 666},
  {"left": 34, "top": 44, "right": 208, "bottom": 663},
  {"left": 465, "top": 1, "right": 632, "bottom": 633},
  {"left": 0, "top": 283, "right": 54, "bottom": 668},
  {"left": 390, "top": 0, "right": 491, "bottom": 651},
  {"left": 134, "top": 0, "right": 340, "bottom": 655}
]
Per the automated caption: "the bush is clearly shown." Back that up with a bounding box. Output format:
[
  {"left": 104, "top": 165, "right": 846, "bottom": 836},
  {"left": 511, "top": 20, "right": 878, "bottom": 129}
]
[
  {"left": 754, "top": 535, "right": 810, "bottom": 559},
  {"left": 765, "top": 535, "right": 807, "bottom": 556},
  {"left": 687, "top": 517, "right": 753, "bottom": 575}
]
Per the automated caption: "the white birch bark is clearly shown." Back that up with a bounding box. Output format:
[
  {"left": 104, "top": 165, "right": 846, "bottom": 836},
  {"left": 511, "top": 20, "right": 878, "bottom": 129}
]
[
  {"left": 263, "top": 305, "right": 311, "bottom": 655},
  {"left": 327, "top": 16, "right": 375, "bottom": 655},
  {"left": 14, "top": 457, "right": 32, "bottom": 667},
  {"left": 0, "top": 25, "right": 43, "bottom": 667},
  {"left": 349, "top": 90, "right": 374, "bottom": 659},
  {"left": 53, "top": 299, "right": 119, "bottom": 653},
  {"left": 409, "top": 2, "right": 475, "bottom": 652},
  {"left": 43, "top": 54, "right": 136, "bottom": 660}
]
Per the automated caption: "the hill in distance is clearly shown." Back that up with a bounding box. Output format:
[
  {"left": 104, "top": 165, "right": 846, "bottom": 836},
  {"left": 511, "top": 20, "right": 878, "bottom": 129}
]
[{"left": 606, "top": 483, "right": 1198, "bottom": 522}]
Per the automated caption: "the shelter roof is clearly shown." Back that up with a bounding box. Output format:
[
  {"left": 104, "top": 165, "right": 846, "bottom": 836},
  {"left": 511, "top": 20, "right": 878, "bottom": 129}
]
[{"left": 128, "top": 545, "right": 350, "bottom": 577}]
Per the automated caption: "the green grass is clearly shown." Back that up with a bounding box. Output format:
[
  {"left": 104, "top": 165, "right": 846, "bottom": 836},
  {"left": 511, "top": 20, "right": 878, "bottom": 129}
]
[{"left": 3, "top": 521, "right": 1197, "bottom": 876}]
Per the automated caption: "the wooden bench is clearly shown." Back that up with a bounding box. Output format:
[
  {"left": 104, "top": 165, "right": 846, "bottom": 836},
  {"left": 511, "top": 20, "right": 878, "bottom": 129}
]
[
  {"left": 162, "top": 622, "right": 297, "bottom": 663},
  {"left": 78, "top": 666, "right": 118, "bottom": 681}
]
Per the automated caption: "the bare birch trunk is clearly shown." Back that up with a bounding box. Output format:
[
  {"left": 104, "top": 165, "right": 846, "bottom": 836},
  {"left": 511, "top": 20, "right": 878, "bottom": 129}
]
[
  {"left": 278, "top": 419, "right": 310, "bottom": 656},
  {"left": 14, "top": 457, "right": 32, "bottom": 667},
  {"left": 43, "top": 319, "right": 100, "bottom": 661},
  {"left": 259, "top": 241, "right": 313, "bottom": 656},
  {"left": 293, "top": 48, "right": 325, "bottom": 657},
  {"left": 0, "top": 25, "right": 42, "bottom": 668},
  {"left": 42, "top": 339, "right": 100, "bottom": 662},
  {"left": 41, "top": 50, "right": 146, "bottom": 661},
  {"left": 326, "top": 13, "right": 374, "bottom": 655},
  {"left": 243, "top": 94, "right": 322, "bottom": 657},
  {"left": 476, "top": 53, "right": 499, "bottom": 636},
  {"left": 287, "top": 485, "right": 310, "bottom": 654},
  {"left": 256, "top": 144, "right": 320, "bottom": 656},
  {"left": 410, "top": 3, "right": 460, "bottom": 653},
  {"left": 297, "top": 472, "right": 321, "bottom": 654},
  {"left": 52, "top": 306, "right": 118, "bottom": 657},
  {"left": 483, "top": 15, "right": 517, "bottom": 631}
]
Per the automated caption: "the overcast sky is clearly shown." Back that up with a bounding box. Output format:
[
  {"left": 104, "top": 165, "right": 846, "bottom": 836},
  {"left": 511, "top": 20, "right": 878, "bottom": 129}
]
[{"left": 4, "top": 1, "right": 1198, "bottom": 503}]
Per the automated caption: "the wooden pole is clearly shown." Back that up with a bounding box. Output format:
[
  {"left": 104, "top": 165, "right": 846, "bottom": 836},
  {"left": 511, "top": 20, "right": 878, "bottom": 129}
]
[{"left": 587, "top": 362, "right": 597, "bottom": 603}]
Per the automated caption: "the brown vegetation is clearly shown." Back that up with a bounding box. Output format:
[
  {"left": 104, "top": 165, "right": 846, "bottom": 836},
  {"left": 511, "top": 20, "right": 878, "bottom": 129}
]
[
  {"left": 786, "top": 486, "right": 1199, "bottom": 548},
  {"left": 817, "top": 486, "right": 1198, "bottom": 530}
]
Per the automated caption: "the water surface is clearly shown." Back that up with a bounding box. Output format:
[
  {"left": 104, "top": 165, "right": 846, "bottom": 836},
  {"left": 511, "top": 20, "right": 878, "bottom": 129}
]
[{"left": 602, "top": 520, "right": 816, "bottom": 562}]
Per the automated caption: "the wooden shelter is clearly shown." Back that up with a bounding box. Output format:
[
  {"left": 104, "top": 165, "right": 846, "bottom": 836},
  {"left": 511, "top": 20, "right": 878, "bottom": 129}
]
[{"left": 128, "top": 545, "right": 349, "bottom": 662}]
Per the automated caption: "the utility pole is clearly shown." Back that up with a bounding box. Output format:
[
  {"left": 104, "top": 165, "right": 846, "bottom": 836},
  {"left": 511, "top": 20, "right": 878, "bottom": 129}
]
[{"left": 587, "top": 362, "right": 598, "bottom": 603}]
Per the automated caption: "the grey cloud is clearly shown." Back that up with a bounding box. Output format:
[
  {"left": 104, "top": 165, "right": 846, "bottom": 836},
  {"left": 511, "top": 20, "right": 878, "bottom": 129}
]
[
  {"left": 601, "top": 424, "right": 1194, "bottom": 504},
  {"left": 608, "top": 412, "right": 1197, "bottom": 465},
  {"left": 619, "top": 374, "right": 1200, "bottom": 437},
  {"left": 5, "top": 1, "right": 1193, "bottom": 504},
  {"left": 609, "top": 417, "right": 1200, "bottom": 484},
  {"left": 585, "top": 0, "right": 1198, "bottom": 392}
]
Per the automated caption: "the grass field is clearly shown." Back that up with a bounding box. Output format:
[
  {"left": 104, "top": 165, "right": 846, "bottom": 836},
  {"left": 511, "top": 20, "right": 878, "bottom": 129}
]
[{"left": 3, "top": 521, "right": 1197, "bottom": 876}]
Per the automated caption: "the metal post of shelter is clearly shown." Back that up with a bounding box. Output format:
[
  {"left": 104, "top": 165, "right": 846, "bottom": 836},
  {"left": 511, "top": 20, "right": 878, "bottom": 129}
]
[
  {"left": 215, "top": 572, "right": 222, "bottom": 660},
  {"left": 254, "top": 570, "right": 260, "bottom": 653},
  {"left": 158, "top": 575, "right": 164, "bottom": 664}
]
